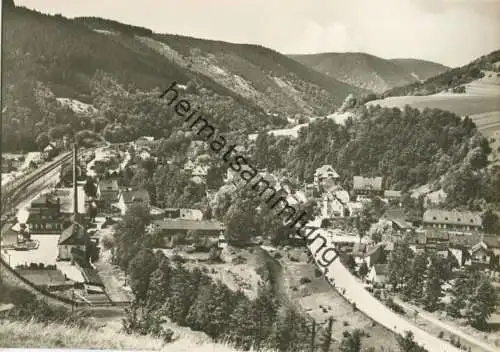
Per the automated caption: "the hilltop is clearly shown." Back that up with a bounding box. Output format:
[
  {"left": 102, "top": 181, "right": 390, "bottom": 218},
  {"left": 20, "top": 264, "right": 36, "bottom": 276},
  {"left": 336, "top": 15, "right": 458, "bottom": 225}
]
[
  {"left": 382, "top": 49, "right": 500, "bottom": 97},
  {"left": 2, "top": 4, "right": 365, "bottom": 152},
  {"left": 366, "top": 50, "right": 500, "bottom": 160},
  {"left": 290, "top": 52, "right": 448, "bottom": 93}
]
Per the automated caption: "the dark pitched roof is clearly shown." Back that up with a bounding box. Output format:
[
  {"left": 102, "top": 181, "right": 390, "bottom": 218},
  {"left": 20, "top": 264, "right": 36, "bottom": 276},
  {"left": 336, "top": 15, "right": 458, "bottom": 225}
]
[
  {"left": 449, "top": 233, "right": 482, "bottom": 248},
  {"left": 351, "top": 243, "right": 367, "bottom": 256},
  {"left": 384, "top": 190, "right": 401, "bottom": 198},
  {"left": 373, "top": 264, "right": 388, "bottom": 275},
  {"left": 151, "top": 219, "right": 225, "bottom": 232},
  {"left": 98, "top": 178, "right": 119, "bottom": 191},
  {"left": 58, "top": 222, "right": 87, "bottom": 246},
  {"left": 31, "top": 194, "right": 59, "bottom": 207},
  {"left": 422, "top": 209, "right": 482, "bottom": 227},
  {"left": 425, "top": 230, "right": 450, "bottom": 241},
  {"left": 121, "top": 189, "right": 150, "bottom": 204},
  {"left": 482, "top": 236, "right": 500, "bottom": 249},
  {"left": 353, "top": 176, "right": 382, "bottom": 191},
  {"left": 315, "top": 165, "right": 340, "bottom": 178}
]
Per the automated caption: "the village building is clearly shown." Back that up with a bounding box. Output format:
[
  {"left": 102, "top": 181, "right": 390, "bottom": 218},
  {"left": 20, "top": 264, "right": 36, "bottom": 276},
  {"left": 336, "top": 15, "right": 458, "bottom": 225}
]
[
  {"left": 303, "top": 183, "right": 318, "bottom": 198},
  {"left": 367, "top": 264, "right": 388, "bottom": 284},
  {"left": 470, "top": 236, "right": 500, "bottom": 268},
  {"left": 26, "top": 193, "right": 64, "bottom": 234},
  {"left": 191, "top": 165, "right": 208, "bottom": 179},
  {"left": 449, "top": 245, "right": 470, "bottom": 267},
  {"left": 422, "top": 209, "right": 482, "bottom": 234},
  {"left": 383, "top": 190, "right": 402, "bottom": 206},
  {"left": 154, "top": 208, "right": 204, "bottom": 221},
  {"left": 314, "top": 165, "right": 340, "bottom": 187},
  {"left": 51, "top": 187, "right": 87, "bottom": 216},
  {"left": 134, "top": 136, "right": 158, "bottom": 150},
  {"left": 57, "top": 219, "right": 88, "bottom": 261},
  {"left": 351, "top": 243, "right": 385, "bottom": 267},
  {"left": 383, "top": 217, "right": 413, "bottom": 235},
  {"left": 346, "top": 201, "right": 363, "bottom": 217},
  {"left": 186, "top": 140, "right": 207, "bottom": 159},
  {"left": 116, "top": 188, "right": 151, "bottom": 216},
  {"left": 138, "top": 150, "right": 151, "bottom": 160},
  {"left": 353, "top": 176, "right": 383, "bottom": 200},
  {"left": 97, "top": 178, "right": 120, "bottom": 209},
  {"left": 407, "top": 230, "right": 450, "bottom": 256},
  {"left": 148, "top": 219, "right": 225, "bottom": 238},
  {"left": 184, "top": 160, "right": 196, "bottom": 172},
  {"left": 322, "top": 190, "right": 351, "bottom": 218}
]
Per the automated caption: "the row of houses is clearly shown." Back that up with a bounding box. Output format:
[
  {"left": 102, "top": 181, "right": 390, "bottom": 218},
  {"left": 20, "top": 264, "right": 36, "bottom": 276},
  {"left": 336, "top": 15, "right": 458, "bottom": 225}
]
[
  {"left": 344, "top": 232, "right": 500, "bottom": 284},
  {"left": 313, "top": 165, "right": 398, "bottom": 220}
]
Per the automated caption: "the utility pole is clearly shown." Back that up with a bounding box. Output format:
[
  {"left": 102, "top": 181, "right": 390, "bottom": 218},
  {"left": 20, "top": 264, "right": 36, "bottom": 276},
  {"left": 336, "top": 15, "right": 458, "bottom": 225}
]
[
  {"left": 310, "top": 319, "right": 316, "bottom": 352},
  {"left": 71, "top": 285, "right": 75, "bottom": 313},
  {"left": 73, "top": 143, "right": 78, "bottom": 216}
]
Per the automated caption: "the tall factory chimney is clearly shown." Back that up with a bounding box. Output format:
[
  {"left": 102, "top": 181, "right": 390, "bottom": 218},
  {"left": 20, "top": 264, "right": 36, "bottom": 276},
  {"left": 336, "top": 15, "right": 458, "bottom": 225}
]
[{"left": 73, "top": 143, "right": 78, "bottom": 215}]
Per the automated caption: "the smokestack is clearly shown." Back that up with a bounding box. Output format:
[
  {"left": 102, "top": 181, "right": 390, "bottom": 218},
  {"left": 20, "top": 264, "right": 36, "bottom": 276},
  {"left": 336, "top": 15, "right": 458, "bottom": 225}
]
[{"left": 73, "top": 143, "right": 78, "bottom": 215}]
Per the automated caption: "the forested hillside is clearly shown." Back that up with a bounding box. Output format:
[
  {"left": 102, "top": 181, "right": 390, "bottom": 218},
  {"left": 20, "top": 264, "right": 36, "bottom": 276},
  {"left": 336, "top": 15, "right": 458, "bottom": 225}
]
[
  {"left": 251, "top": 104, "right": 499, "bottom": 209},
  {"left": 383, "top": 50, "right": 500, "bottom": 97},
  {"left": 75, "top": 17, "right": 365, "bottom": 116},
  {"left": 2, "top": 5, "right": 364, "bottom": 152},
  {"left": 390, "top": 58, "right": 450, "bottom": 82},
  {"left": 290, "top": 52, "right": 448, "bottom": 93}
]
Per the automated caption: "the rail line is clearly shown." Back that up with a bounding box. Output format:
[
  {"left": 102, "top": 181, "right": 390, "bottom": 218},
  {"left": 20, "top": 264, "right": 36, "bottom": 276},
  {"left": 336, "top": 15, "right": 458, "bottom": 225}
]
[
  {"left": 1, "top": 152, "right": 72, "bottom": 216},
  {"left": 1, "top": 150, "right": 123, "bottom": 309}
]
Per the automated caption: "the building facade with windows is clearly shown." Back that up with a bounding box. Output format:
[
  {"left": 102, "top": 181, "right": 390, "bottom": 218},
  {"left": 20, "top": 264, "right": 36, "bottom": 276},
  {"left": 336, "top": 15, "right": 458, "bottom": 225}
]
[
  {"left": 26, "top": 194, "right": 64, "bottom": 234},
  {"left": 422, "top": 209, "right": 482, "bottom": 234}
]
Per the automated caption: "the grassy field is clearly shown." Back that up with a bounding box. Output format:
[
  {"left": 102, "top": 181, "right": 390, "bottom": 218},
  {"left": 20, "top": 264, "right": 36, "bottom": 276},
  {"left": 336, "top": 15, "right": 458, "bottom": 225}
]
[
  {"left": 276, "top": 247, "right": 400, "bottom": 351},
  {"left": 366, "top": 72, "right": 500, "bottom": 142},
  {"left": 0, "top": 320, "right": 253, "bottom": 351},
  {"left": 1, "top": 319, "right": 342, "bottom": 351},
  {"left": 367, "top": 95, "right": 500, "bottom": 122}
]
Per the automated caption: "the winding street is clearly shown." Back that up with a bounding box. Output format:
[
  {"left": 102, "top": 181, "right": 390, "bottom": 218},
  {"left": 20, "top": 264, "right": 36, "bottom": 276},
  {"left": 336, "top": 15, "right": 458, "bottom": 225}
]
[
  {"left": 307, "top": 228, "right": 463, "bottom": 352},
  {"left": 393, "top": 298, "right": 498, "bottom": 352}
]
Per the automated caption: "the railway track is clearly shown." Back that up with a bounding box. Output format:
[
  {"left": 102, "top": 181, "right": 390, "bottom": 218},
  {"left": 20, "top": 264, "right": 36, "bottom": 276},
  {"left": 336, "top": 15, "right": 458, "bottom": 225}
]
[
  {"left": 1, "top": 150, "right": 125, "bottom": 309},
  {"left": 1, "top": 152, "right": 72, "bottom": 219}
]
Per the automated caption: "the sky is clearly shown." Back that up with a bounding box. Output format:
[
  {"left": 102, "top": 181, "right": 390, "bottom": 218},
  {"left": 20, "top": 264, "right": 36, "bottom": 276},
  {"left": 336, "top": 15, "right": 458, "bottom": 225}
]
[{"left": 14, "top": 0, "right": 500, "bottom": 67}]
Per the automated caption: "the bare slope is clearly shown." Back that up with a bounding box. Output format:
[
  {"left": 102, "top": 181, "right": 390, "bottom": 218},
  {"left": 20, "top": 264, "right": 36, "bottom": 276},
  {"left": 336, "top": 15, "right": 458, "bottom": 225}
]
[
  {"left": 3, "top": 5, "right": 365, "bottom": 151},
  {"left": 367, "top": 71, "right": 500, "bottom": 143},
  {"left": 71, "top": 16, "right": 366, "bottom": 116},
  {"left": 290, "top": 52, "right": 449, "bottom": 93}
]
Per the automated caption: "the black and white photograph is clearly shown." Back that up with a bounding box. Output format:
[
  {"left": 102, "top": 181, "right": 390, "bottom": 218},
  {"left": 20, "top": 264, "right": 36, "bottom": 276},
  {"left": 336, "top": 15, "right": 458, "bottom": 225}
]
[{"left": 1, "top": 0, "right": 500, "bottom": 351}]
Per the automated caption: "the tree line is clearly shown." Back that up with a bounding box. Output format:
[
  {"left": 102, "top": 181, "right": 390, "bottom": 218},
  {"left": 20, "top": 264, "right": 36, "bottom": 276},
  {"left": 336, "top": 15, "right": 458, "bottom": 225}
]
[
  {"left": 251, "top": 104, "right": 496, "bottom": 209},
  {"left": 387, "top": 239, "right": 498, "bottom": 330}
]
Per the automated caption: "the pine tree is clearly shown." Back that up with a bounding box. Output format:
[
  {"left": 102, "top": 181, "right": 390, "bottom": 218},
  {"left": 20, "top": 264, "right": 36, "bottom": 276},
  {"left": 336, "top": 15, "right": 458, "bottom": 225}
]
[
  {"left": 397, "top": 331, "right": 427, "bottom": 352},
  {"left": 403, "top": 252, "right": 427, "bottom": 301},
  {"left": 447, "top": 269, "right": 473, "bottom": 318},
  {"left": 227, "top": 295, "right": 253, "bottom": 349},
  {"left": 465, "top": 277, "right": 498, "bottom": 330},
  {"left": 319, "top": 316, "right": 334, "bottom": 352},
  {"left": 267, "top": 307, "right": 310, "bottom": 352},
  {"left": 162, "top": 265, "right": 193, "bottom": 325},
  {"left": 388, "top": 240, "right": 414, "bottom": 290},
  {"left": 249, "top": 287, "right": 278, "bottom": 350},
  {"left": 128, "top": 248, "right": 158, "bottom": 302},
  {"left": 423, "top": 255, "right": 443, "bottom": 312},
  {"left": 358, "top": 261, "right": 369, "bottom": 280},
  {"left": 146, "top": 257, "right": 172, "bottom": 309},
  {"left": 340, "top": 329, "right": 362, "bottom": 352}
]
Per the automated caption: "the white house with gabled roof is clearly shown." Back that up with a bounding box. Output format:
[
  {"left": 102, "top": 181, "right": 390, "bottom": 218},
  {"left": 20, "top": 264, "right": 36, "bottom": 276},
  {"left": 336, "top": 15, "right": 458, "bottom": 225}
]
[{"left": 314, "top": 165, "right": 340, "bottom": 186}]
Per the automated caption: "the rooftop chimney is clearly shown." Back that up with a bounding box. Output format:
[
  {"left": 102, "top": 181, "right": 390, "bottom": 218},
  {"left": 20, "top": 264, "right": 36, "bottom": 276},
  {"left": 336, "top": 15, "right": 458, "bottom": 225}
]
[{"left": 73, "top": 143, "right": 78, "bottom": 215}]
